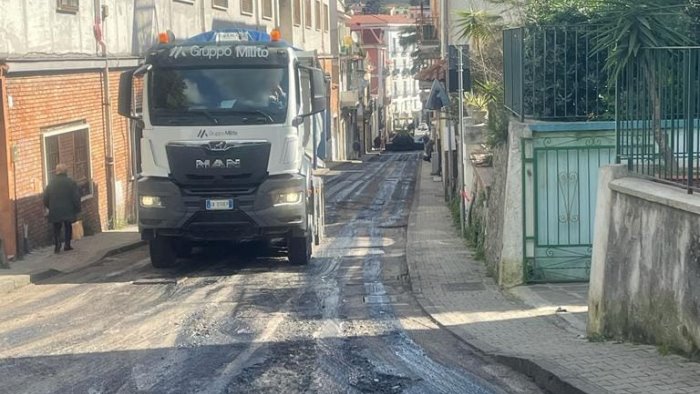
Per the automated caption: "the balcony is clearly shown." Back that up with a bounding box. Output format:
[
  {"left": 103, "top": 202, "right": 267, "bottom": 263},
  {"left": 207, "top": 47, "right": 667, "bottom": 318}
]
[
  {"left": 340, "top": 91, "right": 360, "bottom": 109},
  {"left": 416, "top": 17, "right": 439, "bottom": 49}
]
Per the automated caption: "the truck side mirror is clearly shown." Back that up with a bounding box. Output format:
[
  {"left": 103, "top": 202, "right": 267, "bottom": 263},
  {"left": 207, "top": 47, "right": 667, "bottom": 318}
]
[
  {"left": 118, "top": 64, "right": 150, "bottom": 119},
  {"left": 309, "top": 68, "right": 327, "bottom": 114},
  {"left": 118, "top": 70, "right": 135, "bottom": 118}
]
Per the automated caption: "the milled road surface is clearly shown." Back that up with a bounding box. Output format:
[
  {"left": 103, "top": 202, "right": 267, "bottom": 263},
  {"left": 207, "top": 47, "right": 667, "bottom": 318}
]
[{"left": 0, "top": 153, "right": 542, "bottom": 394}]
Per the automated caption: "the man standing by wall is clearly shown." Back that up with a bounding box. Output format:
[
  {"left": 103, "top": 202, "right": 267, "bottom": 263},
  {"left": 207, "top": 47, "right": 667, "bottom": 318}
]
[{"left": 43, "top": 164, "right": 81, "bottom": 254}]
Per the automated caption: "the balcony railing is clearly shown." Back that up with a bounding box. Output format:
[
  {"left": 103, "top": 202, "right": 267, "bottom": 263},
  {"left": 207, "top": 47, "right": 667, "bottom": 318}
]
[
  {"left": 417, "top": 17, "right": 439, "bottom": 44},
  {"left": 504, "top": 25, "right": 611, "bottom": 121}
]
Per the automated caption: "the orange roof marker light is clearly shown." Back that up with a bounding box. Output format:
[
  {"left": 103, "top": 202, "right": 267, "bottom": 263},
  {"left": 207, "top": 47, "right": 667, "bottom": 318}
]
[
  {"left": 158, "top": 32, "right": 169, "bottom": 44},
  {"left": 270, "top": 28, "right": 281, "bottom": 42}
]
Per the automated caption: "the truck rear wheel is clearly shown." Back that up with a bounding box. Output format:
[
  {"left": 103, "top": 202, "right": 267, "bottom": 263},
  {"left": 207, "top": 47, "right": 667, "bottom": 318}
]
[
  {"left": 288, "top": 233, "right": 311, "bottom": 266},
  {"left": 149, "top": 236, "right": 177, "bottom": 268}
]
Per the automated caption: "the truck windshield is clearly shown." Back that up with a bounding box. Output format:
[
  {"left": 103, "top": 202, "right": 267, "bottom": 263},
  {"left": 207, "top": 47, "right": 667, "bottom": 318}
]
[{"left": 149, "top": 67, "right": 289, "bottom": 126}]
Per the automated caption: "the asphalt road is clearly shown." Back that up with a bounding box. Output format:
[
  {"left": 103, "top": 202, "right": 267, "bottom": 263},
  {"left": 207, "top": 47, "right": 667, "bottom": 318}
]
[{"left": 0, "top": 153, "right": 543, "bottom": 394}]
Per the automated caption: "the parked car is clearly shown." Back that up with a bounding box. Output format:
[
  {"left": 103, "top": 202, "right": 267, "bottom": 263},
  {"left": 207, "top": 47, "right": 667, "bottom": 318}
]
[{"left": 413, "top": 124, "right": 430, "bottom": 144}]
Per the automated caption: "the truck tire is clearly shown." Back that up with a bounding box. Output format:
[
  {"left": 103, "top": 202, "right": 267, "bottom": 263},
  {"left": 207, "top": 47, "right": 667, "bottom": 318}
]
[
  {"left": 149, "top": 237, "right": 177, "bottom": 268},
  {"left": 288, "top": 233, "right": 311, "bottom": 265},
  {"left": 174, "top": 240, "right": 192, "bottom": 258}
]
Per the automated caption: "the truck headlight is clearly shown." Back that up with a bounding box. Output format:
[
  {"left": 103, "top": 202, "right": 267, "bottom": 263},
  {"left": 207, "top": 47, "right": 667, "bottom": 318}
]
[
  {"left": 140, "top": 195, "right": 164, "bottom": 208},
  {"left": 273, "top": 192, "right": 302, "bottom": 206}
]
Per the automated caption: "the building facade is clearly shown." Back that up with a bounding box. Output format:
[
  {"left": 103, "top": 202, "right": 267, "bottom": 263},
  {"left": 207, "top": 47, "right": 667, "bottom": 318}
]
[
  {"left": 348, "top": 14, "right": 415, "bottom": 141},
  {"left": 0, "top": 0, "right": 345, "bottom": 260},
  {"left": 386, "top": 28, "right": 420, "bottom": 129}
]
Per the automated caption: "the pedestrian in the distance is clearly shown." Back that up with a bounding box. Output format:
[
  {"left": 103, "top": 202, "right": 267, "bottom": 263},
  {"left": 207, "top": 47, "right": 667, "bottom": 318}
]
[
  {"left": 353, "top": 140, "right": 361, "bottom": 159},
  {"left": 43, "top": 164, "right": 81, "bottom": 253}
]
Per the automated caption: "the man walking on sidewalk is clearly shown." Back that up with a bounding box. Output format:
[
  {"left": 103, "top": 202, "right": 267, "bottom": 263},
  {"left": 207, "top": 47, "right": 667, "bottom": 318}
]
[{"left": 43, "top": 164, "right": 81, "bottom": 253}]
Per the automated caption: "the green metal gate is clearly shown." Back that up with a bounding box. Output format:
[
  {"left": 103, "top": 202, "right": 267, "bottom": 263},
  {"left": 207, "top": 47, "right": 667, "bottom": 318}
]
[{"left": 522, "top": 130, "right": 616, "bottom": 282}]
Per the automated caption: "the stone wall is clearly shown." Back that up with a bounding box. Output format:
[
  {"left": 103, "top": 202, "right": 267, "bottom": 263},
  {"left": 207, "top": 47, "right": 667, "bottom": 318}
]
[
  {"left": 589, "top": 166, "right": 700, "bottom": 355},
  {"left": 483, "top": 144, "right": 508, "bottom": 277},
  {"left": 466, "top": 120, "right": 526, "bottom": 285}
]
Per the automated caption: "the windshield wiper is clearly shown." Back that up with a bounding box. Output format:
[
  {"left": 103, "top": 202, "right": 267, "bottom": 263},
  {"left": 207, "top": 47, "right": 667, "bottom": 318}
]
[
  {"left": 186, "top": 109, "right": 220, "bottom": 125},
  {"left": 231, "top": 110, "right": 274, "bottom": 123}
]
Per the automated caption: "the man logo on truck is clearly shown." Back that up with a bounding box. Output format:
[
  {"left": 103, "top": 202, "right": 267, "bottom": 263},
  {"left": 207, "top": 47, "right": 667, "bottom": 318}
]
[{"left": 195, "top": 159, "right": 241, "bottom": 169}]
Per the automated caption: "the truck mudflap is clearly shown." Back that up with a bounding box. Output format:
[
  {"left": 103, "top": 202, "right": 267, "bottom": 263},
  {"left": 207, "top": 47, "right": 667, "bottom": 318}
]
[{"left": 312, "top": 175, "right": 325, "bottom": 245}]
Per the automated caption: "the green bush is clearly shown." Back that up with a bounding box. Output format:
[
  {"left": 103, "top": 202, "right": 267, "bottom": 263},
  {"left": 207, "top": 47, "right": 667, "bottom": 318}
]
[
  {"left": 448, "top": 195, "right": 486, "bottom": 261},
  {"left": 486, "top": 101, "right": 509, "bottom": 148}
]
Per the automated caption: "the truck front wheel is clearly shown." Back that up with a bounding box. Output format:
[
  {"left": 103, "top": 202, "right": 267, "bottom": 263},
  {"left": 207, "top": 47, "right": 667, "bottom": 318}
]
[
  {"left": 288, "top": 233, "right": 311, "bottom": 266},
  {"left": 149, "top": 236, "right": 177, "bottom": 268}
]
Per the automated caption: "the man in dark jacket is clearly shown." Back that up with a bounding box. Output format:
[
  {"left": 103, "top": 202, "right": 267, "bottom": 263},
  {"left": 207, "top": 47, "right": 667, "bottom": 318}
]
[{"left": 43, "top": 164, "right": 81, "bottom": 253}]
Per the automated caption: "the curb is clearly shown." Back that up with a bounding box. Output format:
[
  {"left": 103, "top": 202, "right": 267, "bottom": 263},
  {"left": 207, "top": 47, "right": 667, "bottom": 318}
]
[
  {"left": 0, "top": 240, "right": 146, "bottom": 295},
  {"left": 404, "top": 162, "right": 608, "bottom": 394}
]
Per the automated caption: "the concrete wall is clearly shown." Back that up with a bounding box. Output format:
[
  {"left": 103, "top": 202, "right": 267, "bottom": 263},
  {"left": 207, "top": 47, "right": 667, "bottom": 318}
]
[
  {"left": 0, "top": 0, "right": 280, "bottom": 57},
  {"left": 280, "top": 0, "right": 331, "bottom": 54},
  {"left": 589, "top": 168, "right": 700, "bottom": 355},
  {"left": 483, "top": 144, "right": 508, "bottom": 276},
  {"left": 497, "top": 120, "right": 527, "bottom": 287}
]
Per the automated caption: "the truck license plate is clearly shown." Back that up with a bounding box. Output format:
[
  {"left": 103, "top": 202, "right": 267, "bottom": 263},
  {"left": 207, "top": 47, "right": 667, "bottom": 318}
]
[{"left": 206, "top": 199, "right": 234, "bottom": 210}]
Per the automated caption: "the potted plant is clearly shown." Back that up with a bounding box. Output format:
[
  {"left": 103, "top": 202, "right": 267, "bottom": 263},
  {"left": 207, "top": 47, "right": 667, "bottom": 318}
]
[{"left": 464, "top": 92, "right": 489, "bottom": 124}]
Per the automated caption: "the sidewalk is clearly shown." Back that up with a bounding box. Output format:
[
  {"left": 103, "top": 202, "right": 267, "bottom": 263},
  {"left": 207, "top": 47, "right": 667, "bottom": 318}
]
[
  {"left": 0, "top": 227, "right": 143, "bottom": 294},
  {"left": 406, "top": 162, "right": 700, "bottom": 394}
]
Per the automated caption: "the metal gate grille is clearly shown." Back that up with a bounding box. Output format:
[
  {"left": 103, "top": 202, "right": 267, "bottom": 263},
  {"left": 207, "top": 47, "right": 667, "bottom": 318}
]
[{"left": 522, "top": 132, "right": 615, "bottom": 282}]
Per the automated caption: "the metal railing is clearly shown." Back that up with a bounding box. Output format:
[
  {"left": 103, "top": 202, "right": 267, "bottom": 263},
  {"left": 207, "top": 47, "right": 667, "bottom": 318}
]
[
  {"left": 417, "top": 17, "right": 439, "bottom": 43},
  {"left": 617, "top": 47, "right": 700, "bottom": 193},
  {"left": 504, "top": 26, "right": 610, "bottom": 121}
]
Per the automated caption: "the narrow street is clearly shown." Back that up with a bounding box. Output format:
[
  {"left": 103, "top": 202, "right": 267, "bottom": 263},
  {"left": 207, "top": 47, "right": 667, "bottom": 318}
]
[{"left": 0, "top": 153, "right": 541, "bottom": 394}]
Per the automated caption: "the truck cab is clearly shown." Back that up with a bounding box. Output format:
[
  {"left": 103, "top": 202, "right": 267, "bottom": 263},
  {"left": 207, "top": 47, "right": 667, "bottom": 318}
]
[{"left": 118, "top": 29, "right": 327, "bottom": 267}]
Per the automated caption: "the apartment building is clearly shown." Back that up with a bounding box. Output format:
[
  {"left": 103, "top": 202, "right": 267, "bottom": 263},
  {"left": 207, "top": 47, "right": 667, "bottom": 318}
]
[
  {"left": 386, "top": 28, "right": 420, "bottom": 129},
  {"left": 349, "top": 14, "right": 416, "bottom": 137},
  {"left": 0, "top": 0, "right": 342, "bottom": 260}
]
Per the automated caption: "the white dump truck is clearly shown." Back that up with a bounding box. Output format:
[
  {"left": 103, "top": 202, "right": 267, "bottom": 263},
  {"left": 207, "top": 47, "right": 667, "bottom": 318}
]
[{"left": 117, "top": 28, "right": 326, "bottom": 267}]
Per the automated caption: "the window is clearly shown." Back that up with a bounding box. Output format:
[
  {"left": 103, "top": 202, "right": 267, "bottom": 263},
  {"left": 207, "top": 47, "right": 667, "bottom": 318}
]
[
  {"left": 212, "top": 0, "right": 228, "bottom": 9},
  {"left": 305, "top": 0, "right": 312, "bottom": 28},
  {"left": 294, "top": 0, "right": 302, "bottom": 25},
  {"left": 403, "top": 81, "right": 408, "bottom": 97},
  {"left": 43, "top": 124, "right": 92, "bottom": 198},
  {"left": 262, "top": 0, "right": 273, "bottom": 19},
  {"left": 393, "top": 82, "right": 398, "bottom": 96},
  {"left": 315, "top": 0, "right": 321, "bottom": 30},
  {"left": 149, "top": 67, "right": 290, "bottom": 126},
  {"left": 56, "top": 0, "right": 79, "bottom": 13},
  {"left": 323, "top": 3, "right": 329, "bottom": 32},
  {"left": 241, "top": 0, "right": 253, "bottom": 15}
]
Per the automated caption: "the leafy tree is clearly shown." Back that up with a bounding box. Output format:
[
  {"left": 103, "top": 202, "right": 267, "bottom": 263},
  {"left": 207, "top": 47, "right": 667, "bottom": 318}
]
[
  {"left": 455, "top": 10, "right": 503, "bottom": 83},
  {"left": 364, "top": 0, "right": 383, "bottom": 14},
  {"left": 592, "top": 0, "right": 693, "bottom": 167}
]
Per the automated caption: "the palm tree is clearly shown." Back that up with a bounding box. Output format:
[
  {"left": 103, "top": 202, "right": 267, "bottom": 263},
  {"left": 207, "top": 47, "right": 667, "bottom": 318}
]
[
  {"left": 455, "top": 9, "right": 503, "bottom": 83},
  {"left": 592, "top": 0, "right": 692, "bottom": 170}
]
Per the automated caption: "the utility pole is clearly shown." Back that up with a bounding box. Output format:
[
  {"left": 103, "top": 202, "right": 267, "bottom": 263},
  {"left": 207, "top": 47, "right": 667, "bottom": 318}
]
[
  {"left": 458, "top": 45, "right": 466, "bottom": 236},
  {"left": 440, "top": 0, "right": 452, "bottom": 200}
]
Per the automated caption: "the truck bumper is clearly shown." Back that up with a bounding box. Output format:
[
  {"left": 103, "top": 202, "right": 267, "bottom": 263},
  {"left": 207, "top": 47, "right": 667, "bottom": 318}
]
[{"left": 136, "top": 175, "right": 308, "bottom": 241}]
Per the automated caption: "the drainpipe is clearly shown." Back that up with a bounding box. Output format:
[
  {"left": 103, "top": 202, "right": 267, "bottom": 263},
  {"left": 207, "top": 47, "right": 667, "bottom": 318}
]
[
  {"left": 0, "top": 63, "right": 20, "bottom": 261},
  {"left": 94, "top": 0, "right": 117, "bottom": 229},
  {"left": 200, "top": 0, "right": 206, "bottom": 32}
]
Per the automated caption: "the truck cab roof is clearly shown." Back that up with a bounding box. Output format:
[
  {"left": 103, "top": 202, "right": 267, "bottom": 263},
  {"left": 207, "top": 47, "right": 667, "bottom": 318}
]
[{"left": 145, "top": 28, "right": 298, "bottom": 68}]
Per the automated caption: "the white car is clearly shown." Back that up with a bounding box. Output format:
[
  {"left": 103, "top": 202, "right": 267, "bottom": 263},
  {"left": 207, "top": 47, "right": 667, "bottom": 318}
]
[{"left": 413, "top": 129, "right": 430, "bottom": 144}]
